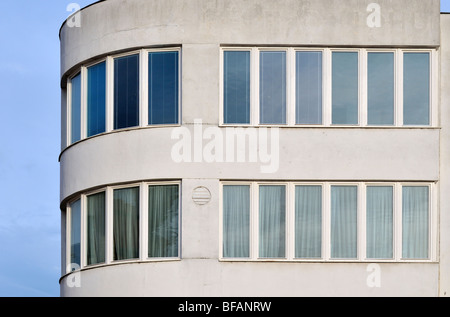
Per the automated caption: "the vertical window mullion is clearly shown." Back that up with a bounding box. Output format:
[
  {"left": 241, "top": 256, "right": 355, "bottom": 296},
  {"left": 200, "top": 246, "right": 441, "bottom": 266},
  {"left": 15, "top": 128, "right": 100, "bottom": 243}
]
[
  {"left": 287, "top": 49, "right": 296, "bottom": 126},
  {"left": 323, "top": 49, "right": 332, "bottom": 127},
  {"left": 360, "top": 50, "right": 368, "bottom": 127},
  {"left": 105, "top": 187, "right": 113, "bottom": 264},
  {"left": 140, "top": 183, "right": 148, "bottom": 261},
  {"left": 140, "top": 50, "right": 148, "bottom": 127}
]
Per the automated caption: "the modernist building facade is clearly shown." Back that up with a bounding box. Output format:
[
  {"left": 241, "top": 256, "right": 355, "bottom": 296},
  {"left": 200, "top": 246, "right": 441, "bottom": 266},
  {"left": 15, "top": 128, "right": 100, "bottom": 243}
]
[{"left": 59, "top": 0, "right": 450, "bottom": 296}]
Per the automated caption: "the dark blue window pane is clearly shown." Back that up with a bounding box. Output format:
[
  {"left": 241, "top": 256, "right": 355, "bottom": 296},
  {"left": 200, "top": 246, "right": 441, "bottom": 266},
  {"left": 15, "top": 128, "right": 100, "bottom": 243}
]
[
  {"left": 114, "top": 54, "right": 139, "bottom": 129},
  {"left": 368, "top": 53, "right": 395, "bottom": 125},
  {"left": 87, "top": 62, "right": 106, "bottom": 137},
  {"left": 403, "top": 53, "right": 430, "bottom": 125},
  {"left": 148, "top": 51, "right": 179, "bottom": 125},
  {"left": 71, "top": 73, "right": 81, "bottom": 143},
  {"left": 224, "top": 51, "right": 250, "bottom": 124},
  {"left": 260, "top": 51, "right": 286, "bottom": 125},
  {"left": 332, "top": 52, "right": 359, "bottom": 125},
  {"left": 296, "top": 51, "right": 322, "bottom": 124}
]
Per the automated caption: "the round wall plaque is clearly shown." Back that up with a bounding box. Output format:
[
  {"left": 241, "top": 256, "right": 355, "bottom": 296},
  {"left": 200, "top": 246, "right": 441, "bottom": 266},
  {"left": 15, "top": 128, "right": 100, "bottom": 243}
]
[{"left": 192, "top": 186, "right": 211, "bottom": 205}]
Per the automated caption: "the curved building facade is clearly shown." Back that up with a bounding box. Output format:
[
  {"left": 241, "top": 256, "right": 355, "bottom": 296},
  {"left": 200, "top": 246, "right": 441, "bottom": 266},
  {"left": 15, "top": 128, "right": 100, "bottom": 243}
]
[{"left": 59, "top": 0, "right": 450, "bottom": 296}]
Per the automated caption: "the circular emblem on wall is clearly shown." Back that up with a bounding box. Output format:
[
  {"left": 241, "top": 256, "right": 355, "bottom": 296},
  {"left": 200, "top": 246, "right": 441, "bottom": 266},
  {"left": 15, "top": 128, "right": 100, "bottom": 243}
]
[{"left": 192, "top": 186, "right": 211, "bottom": 205}]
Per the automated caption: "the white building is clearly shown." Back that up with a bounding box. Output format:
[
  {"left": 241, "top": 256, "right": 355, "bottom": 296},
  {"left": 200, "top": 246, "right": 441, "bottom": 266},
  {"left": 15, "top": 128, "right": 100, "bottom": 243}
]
[{"left": 59, "top": 0, "right": 450, "bottom": 297}]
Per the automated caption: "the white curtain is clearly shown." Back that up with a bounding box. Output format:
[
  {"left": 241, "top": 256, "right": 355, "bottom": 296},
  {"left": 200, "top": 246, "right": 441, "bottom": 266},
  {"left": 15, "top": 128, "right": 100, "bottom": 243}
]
[
  {"left": 295, "top": 186, "right": 322, "bottom": 258},
  {"left": 148, "top": 185, "right": 179, "bottom": 258},
  {"left": 366, "top": 186, "right": 393, "bottom": 259},
  {"left": 402, "top": 186, "right": 429, "bottom": 259},
  {"left": 70, "top": 199, "right": 81, "bottom": 267},
  {"left": 259, "top": 185, "right": 286, "bottom": 258},
  {"left": 222, "top": 185, "right": 250, "bottom": 258},
  {"left": 87, "top": 192, "right": 106, "bottom": 265},
  {"left": 331, "top": 186, "right": 357, "bottom": 259},
  {"left": 113, "top": 187, "right": 140, "bottom": 260}
]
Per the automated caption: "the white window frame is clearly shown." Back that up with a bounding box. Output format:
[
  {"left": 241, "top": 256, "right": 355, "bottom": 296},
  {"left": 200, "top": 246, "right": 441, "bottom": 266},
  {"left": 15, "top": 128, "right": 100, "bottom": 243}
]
[
  {"left": 219, "top": 181, "right": 437, "bottom": 263},
  {"left": 219, "top": 47, "right": 437, "bottom": 129},
  {"left": 64, "top": 181, "right": 181, "bottom": 275}
]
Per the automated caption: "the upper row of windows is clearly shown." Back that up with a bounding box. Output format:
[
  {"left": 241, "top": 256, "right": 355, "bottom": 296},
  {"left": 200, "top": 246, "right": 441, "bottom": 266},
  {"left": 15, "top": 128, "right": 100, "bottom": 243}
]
[{"left": 67, "top": 47, "right": 435, "bottom": 146}]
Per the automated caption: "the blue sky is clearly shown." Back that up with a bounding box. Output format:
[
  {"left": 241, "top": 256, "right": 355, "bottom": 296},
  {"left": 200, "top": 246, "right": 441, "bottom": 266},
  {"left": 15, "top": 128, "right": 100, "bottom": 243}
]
[{"left": 0, "top": 0, "right": 449, "bottom": 298}]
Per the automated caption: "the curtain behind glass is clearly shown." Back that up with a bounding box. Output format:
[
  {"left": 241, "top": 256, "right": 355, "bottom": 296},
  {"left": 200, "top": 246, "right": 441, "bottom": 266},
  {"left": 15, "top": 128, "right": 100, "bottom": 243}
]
[
  {"left": 87, "top": 62, "right": 106, "bottom": 137},
  {"left": 71, "top": 73, "right": 81, "bottom": 143},
  {"left": 87, "top": 192, "right": 106, "bottom": 265},
  {"left": 295, "top": 186, "right": 322, "bottom": 258},
  {"left": 402, "top": 186, "right": 429, "bottom": 259},
  {"left": 223, "top": 185, "right": 250, "bottom": 258},
  {"left": 366, "top": 186, "right": 393, "bottom": 259},
  {"left": 331, "top": 186, "right": 357, "bottom": 259},
  {"left": 148, "top": 51, "right": 179, "bottom": 125},
  {"left": 148, "top": 185, "right": 179, "bottom": 258},
  {"left": 223, "top": 51, "right": 251, "bottom": 124},
  {"left": 113, "top": 187, "right": 139, "bottom": 260},
  {"left": 296, "top": 51, "right": 323, "bottom": 125},
  {"left": 259, "top": 185, "right": 286, "bottom": 258},
  {"left": 70, "top": 199, "right": 81, "bottom": 267}
]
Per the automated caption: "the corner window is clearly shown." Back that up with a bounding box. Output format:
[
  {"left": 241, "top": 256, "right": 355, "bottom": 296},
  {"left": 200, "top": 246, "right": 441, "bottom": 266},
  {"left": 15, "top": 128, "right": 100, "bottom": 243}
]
[
  {"left": 70, "top": 73, "right": 81, "bottom": 144},
  {"left": 87, "top": 191, "right": 106, "bottom": 266},
  {"left": 69, "top": 199, "right": 81, "bottom": 269},
  {"left": 87, "top": 62, "right": 106, "bottom": 137}
]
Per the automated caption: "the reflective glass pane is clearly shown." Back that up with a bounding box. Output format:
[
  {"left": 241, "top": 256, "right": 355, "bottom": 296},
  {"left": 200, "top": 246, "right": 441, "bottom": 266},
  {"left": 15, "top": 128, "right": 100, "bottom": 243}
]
[
  {"left": 368, "top": 53, "right": 395, "bottom": 125},
  {"left": 331, "top": 186, "right": 357, "bottom": 259},
  {"left": 296, "top": 51, "right": 322, "bottom": 124},
  {"left": 260, "top": 51, "right": 286, "bottom": 124},
  {"left": 114, "top": 54, "right": 139, "bottom": 129},
  {"left": 403, "top": 53, "right": 430, "bottom": 125},
  {"left": 71, "top": 73, "right": 81, "bottom": 143},
  {"left": 332, "top": 52, "right": 359, "bottom": 125},
  {"left": 148, "top": 51, "right": 179, "bottom": 125},
  {"left": 295, "top": 186, "right": 322, "bottom": 258},
  {"left": 402, "top": 186, "right": 429, "bottom": 259},
  {"left": 366, "top": 186, "right": 393, "bottom": 259},
  {"left": 87, "top": 62, "right": 106, "bottom": 137},
  {"left": 70, "top": 199, "right": 81, "bottom": 268},
  {"left": 223, "top": 51, "right": 250, "bottom": 124},
  {"left": 223, "top": 185, "right": 250, "bottom": 258},
  {"left": 259, "top": 185, "right": 286, "bottom": 258},
  {"left": 87, "top": 192, "right": 106, "bottom": 265}
]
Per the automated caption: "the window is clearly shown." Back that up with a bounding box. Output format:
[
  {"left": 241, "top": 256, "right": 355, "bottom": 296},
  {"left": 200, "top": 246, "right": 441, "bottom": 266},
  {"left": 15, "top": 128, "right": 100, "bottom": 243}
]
[
  {"left": 148, "top": 51, "right": 179, "bottom": 125},
  {"left": 221, "top": 182, "right": 434, "bottom": 262},
  {"left": 70, "top": 73, "right": 81, "bottom": 144},
  {"left": 403, "top": 52, "right": 430, "bottom": 126},
  {"left": 69, "top": 199, "right": 81, "bottom": 268},
  {"left": 223, "top": 51, "right": 251, "bottom": 124},
  {"left": 114, "top": 54, "right": 140, "bottom": 130},
  {"left": 65, "top": 182, "right": 180, "bottom": 273},
  {"left": 296, "top": 51, "right": 323, "bottom": 125},
  {"left": 87, "top": 191, "right": 106, "bottom": 265},
  {"left": 332, "top": 52, "right": 359, "bottom": 125},
  {"left": 87, "top": 62, "right": 106, "bottom": 137},
  {"left": 260, "top": 51, "right": 287, "bottom": 125},
  {"left": 113, "top": 186, "right": 140, "bottom": 261},
  {"left": 367, "top": 52, "right": 395, "bottom": 125},
  {"left": 220, "top": 47, "right": 434, "bottom": 127}
]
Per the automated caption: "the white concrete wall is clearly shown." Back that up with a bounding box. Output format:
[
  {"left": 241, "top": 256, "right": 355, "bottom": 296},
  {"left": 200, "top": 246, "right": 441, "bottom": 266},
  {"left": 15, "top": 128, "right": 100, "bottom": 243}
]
[{"left": 59, "top": 0, "right": 443, "bottom": 297}]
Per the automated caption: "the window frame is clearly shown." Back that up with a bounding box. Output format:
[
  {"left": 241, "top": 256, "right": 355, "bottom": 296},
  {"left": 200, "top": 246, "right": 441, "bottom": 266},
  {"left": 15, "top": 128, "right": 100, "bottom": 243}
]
[
  {"left": 219, "top": 181, "right": 437, "bottom": 263},
  {"left": 64, "top": 181, "right": 181, "bottom": 274}
]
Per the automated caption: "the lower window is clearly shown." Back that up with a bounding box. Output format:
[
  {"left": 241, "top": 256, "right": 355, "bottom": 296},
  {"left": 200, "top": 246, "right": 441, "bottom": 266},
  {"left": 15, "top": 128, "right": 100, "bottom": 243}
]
[{"left": 221, "top": 182, "right": 434, "bottom": 262}]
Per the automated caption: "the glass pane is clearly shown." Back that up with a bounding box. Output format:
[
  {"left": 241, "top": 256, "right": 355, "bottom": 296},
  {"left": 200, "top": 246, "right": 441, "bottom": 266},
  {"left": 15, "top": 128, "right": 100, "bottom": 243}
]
[
  {"left": 223, "top": 185, "right": 250, "bottom": 258},
  {"left": 295, "top": 186, "right": 322, "bottom": 258},
  {"left": 87, "top": 62, "right": 106, "bottom": 137},
  {"left": 87, "top": 192, "right": 106, "bottom": 265},
  {"left": 71, "top": 73, "right": 81, "bottom": 143},
  {"left": 366, "top": 186, "right": 393, "bottom": 259},
  {"left": 368, "top": 53, "right": 395, "bottom": 125},
  {"left": 224, "top": 51, "right": 250, "bottom": 124},
  {"left": 148, "top": 185, "right": 179, "bottom": 258},
  {"left": 260, "top": 51, "right": 286, "bottom": 124},
  {"left": 113, "top": 187, "right": 140, "bottom": 260},
  {"left": 403, "top": 53, "right": 430, "bottom": 125},
  {"left": 331, "top": 186, "right": 358, "bottom": 259},
  {"left": 259, "top": 185, "right": 286, "bottom": 258},
  {"left": 402, "top": 186, "right": 429, "bottom": 259},
  {"left": 70, "top": 199, "right": 81, "bottom": 268},
  {"left": 148, "top": 51, "right": 179, "bottom": 125},
  {"left": 114, "top": 54, "right": 140, "bottom": 129},
  {"left": 296, "top": 51, "right": 323, "bottom": 124},
  {"left": 332, "top": 52, "right": 359, "bottom": 125}
]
